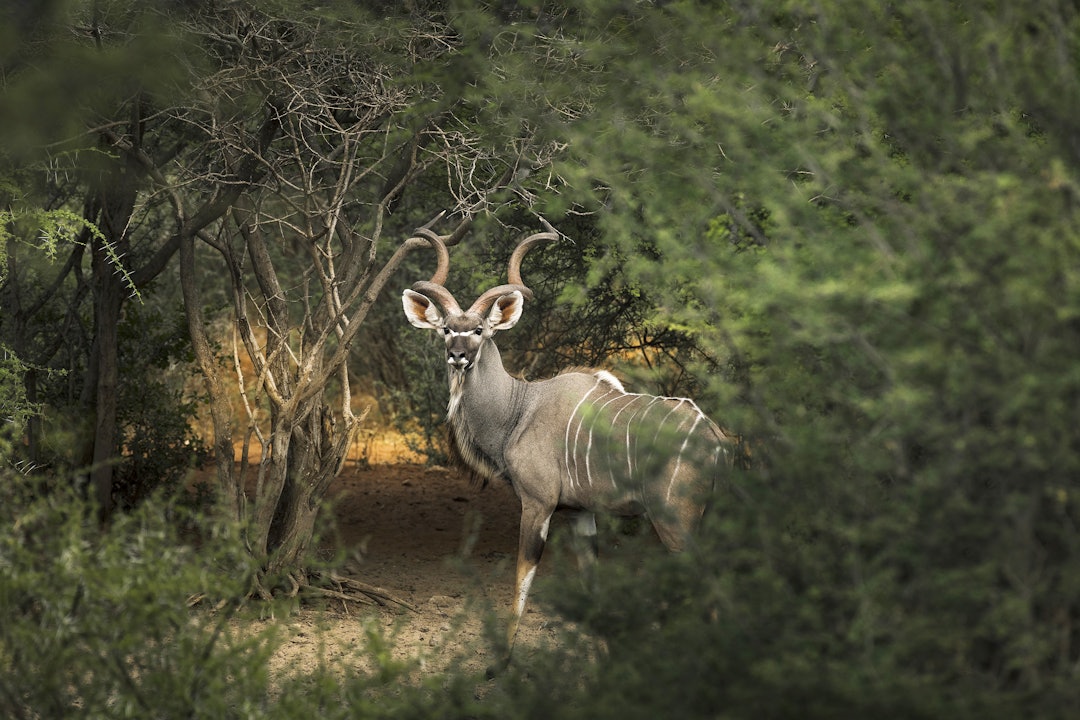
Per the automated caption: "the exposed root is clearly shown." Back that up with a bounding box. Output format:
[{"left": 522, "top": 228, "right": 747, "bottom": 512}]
[
  {"left": 185, "top": 572, "right": 419, "bottom": 615},
  {"left": 309, "top": 571, "right": 421, "bottom": 614}
]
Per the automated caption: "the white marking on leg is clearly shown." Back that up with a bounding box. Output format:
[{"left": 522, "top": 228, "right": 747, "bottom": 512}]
[
  {"left": 515, "top": 566, "right": 538, "bottom": 617},
  {"left": 574, "top": 512, "right": 597, "bottom": 541}
]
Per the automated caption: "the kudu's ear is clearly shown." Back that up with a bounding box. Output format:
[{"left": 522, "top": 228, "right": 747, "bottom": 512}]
[
  {"left": 402, "top": 289, "right": 443, "bottom": 329},
  {"left": 488, "top": 291, "right": 524, "bottom": 331}
]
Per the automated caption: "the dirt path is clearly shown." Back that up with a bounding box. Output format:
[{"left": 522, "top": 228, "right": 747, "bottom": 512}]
[{"left": 258, "top": 463, "right": 568, "bottom": 681}]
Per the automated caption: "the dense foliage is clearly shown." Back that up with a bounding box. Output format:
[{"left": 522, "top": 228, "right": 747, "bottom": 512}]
[
  {"left": 0, "top": 480, "right": 267, "bottom": 716},
  {"left": 519, "top": 0, "right": 1080, "bottom": 717},
  {"left": 2, "top": 0, "right": 1079, "bottom": 717}
]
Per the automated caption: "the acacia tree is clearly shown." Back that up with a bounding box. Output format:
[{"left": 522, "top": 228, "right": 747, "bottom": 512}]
[{"left": 158, "top": 4, "right": 570, "bottom": 594}]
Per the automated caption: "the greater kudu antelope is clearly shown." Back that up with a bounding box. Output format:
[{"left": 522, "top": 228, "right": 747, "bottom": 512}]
[{"left": 401, "top": 221, "right": 731, "bottom": 670}]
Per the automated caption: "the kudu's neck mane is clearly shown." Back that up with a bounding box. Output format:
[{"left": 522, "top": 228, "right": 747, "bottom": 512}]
[
  {"left": 447, "top": 336, "right": 515, "bottom": 418},
  {"left": 447, "top": 337, "right": 527, "bottom": 486}
]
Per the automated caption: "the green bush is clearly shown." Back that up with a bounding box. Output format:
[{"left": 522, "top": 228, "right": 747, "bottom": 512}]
[
  {"left": 0, "top": 478, "right": 273, "bottom": 717},
  {"left": 0, "top": 476, "right": 503, "bottom": 719},
  {"left": 113, "top": 301, "right": 209, "bottom": 508},
  {"left": 0, "top": 346, "right": 33, "bottom": 467},
  {"left": 383, "top": 324, "right": 454, "bottom": 466}
]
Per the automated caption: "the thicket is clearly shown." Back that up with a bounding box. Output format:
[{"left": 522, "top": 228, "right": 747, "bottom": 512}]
[
  {"left": 2, "top": 0, "right": 1079, "bottom": 717},
  {"left": 512, "top": 1, "right": 1080, "bottom": 717},
  {"left": 0, "top": 476, "right": 500, "bottom": 719}
]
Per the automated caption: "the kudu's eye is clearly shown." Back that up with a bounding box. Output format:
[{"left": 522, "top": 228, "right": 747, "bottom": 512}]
[
  {"left": 473, "top": 327, "right": 483, "bottom": 336},
  {"left": 442, "top": 327, "right": 451, "bottom": 335}
]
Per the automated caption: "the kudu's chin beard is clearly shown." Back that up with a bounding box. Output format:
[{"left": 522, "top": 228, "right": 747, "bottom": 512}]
[
  {"left": 446, "top": 363, "right": 467, "bottom": 419},
  {"left": 445, "top": 345, "right": 478, "bottom": 419}
]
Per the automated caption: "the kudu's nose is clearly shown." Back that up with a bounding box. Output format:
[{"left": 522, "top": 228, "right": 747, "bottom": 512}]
[{"left": 447, "top": 351, "right": 469, "bottom": 368}]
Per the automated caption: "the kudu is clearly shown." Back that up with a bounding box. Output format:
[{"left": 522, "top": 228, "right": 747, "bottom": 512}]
[{"left": 401, "top": 221, "right": 731, "bottom": 670}]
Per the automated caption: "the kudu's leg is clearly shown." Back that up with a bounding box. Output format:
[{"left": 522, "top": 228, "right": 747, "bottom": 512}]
[
  {"left": 488, "top": 500, "right": 552, "bottom": 677},
  {"left": 570, "top": 511, "right": 599, "bottom": 590}
]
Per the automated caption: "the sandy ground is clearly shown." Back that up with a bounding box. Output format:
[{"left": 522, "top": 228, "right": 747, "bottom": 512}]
[{"left": 250, "top": 461, "right": 575, "bottom": 684}]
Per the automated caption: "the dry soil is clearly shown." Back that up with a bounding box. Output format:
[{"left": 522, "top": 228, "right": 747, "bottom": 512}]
[{"left": 250, "top": 461, "right": 574, "bottom": 684}]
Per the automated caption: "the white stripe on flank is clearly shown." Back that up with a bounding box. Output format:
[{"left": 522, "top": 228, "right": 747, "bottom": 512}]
[
  {"left": 564, "top": 383, "right": 708, "bottom": 493},
  {"left": 606, "top": 392, "right": 641, "bottom": 427},
  {"left": 624, "top": 397, "right": 662, "bottom": 480},
  {"left": 643, "top": 399, "right": 685, "bottom": 480},
  {"left": 605, "top": 394, "right": 642, "bottom": 486},
  {"left": 593, "top": 370, "right": 626, "bottom": 393},
  {"left": 585, "top": 388, "right": 626, "bottom": 486},
  {"left": 656, "top": 399, "right": 687, "bottom": 436},
  {"left": 565, "top": 378, "right": 604, "bottom": 487},
  {"left": 666, "top": 413, "right": 703, "bottom": 502},
  {"left": 651, "top": 399, "right": 690, "bottom": 458}
]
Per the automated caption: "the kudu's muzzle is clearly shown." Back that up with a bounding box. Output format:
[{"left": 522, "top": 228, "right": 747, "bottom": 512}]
[
  {"left": 447, "top": 349, "right": 470, "bottom": 369},
  {"left": 445, "top": 328, "right": 481, "bottom": 370}
]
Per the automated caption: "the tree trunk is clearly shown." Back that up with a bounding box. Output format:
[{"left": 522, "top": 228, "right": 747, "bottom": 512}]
[
  {"left": 259, "top": 401, "right": 357, "bottom": 591},
  {"left": 88, "top": 263, "right": 123, "bottom": 516},
  {"left": 86, "top": 148, "right": 137, "bottom": 517}
]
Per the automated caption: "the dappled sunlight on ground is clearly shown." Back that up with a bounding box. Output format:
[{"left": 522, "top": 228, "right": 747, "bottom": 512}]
[{"left": 222, "top": 460, "right": 572, "bottom": 688}]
